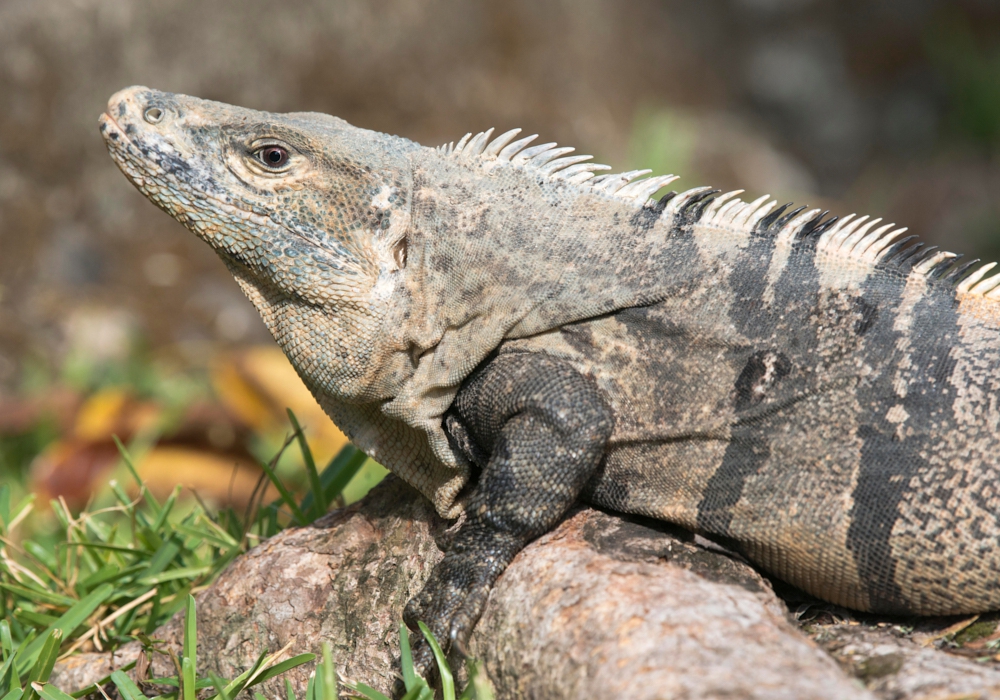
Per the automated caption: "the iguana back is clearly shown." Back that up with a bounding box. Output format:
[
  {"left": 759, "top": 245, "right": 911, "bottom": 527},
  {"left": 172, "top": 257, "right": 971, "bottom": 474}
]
[{"left": 504, "top": 208, "right": 1000, "bottom": 614}]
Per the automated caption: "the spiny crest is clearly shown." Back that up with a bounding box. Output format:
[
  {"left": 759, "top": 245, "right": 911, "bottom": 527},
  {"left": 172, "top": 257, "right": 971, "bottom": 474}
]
[
  {"left": 689, "top": 190, "right": 1000, "bottom": 299},
  {"left": 438, "top": 127, "right": 679, "bottom": 208},
  {"left": 439, "top": 128, "right": 1000, "bottom": 301}
]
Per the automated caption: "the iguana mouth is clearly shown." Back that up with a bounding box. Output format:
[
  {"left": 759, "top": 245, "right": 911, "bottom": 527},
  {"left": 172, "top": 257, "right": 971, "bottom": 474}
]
[
  {"left": 98, "top": 111, "right": 128, "bottom": 144},
  {"left": 99, "top": 90, "right": 341, "bottom": 258},
  {"left": 98, "top": 93, "right": 167, "bottom": 193},
  {"left": 99, "top": 87, "right": 146, "bottom": 154}
]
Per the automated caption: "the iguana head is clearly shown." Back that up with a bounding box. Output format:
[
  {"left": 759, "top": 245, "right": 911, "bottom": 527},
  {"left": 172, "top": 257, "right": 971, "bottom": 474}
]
[{"left": 99, "top": 86, "right": 420, "bottom": 400}]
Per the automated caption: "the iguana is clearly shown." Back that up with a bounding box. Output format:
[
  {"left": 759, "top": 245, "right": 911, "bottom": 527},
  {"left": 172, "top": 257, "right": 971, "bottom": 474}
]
[{"left": 100, "top": 86, "right": 1000, "bottom": 672}]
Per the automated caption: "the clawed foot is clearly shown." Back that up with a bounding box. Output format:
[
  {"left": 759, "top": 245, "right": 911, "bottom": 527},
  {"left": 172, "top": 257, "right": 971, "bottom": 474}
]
[
  {"left": 402, "top": 558, "right": 494, "bottom": 679},
  {"left": 401, "top": 528, "right": 521, "bottom": 684}
]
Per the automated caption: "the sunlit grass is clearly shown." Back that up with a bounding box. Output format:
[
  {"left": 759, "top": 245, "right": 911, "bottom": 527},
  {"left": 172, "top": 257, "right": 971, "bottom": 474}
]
[{"left": 1, "top": 413, "right": 489, "bottom": 697}]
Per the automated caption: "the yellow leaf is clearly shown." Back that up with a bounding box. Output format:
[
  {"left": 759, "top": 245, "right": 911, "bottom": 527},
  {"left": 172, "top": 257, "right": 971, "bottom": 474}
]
[
  {"left": 211, "top": 358, "right": 275, "bottom": 433},
  {"left": 73, "top": 388, "right": 129, "bottom": 441},
  {"left": 136, "top": 446, "right": 276, "bottom": 508},
  {"left": 213, "top": 346, "right": 349, "bottom": 464}
]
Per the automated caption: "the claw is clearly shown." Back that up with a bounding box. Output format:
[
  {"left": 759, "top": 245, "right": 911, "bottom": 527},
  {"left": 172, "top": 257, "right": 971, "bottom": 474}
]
[
  {"left": 449, "top": 623, "right": 470, "bottom": 658},
  {"left": 402, "top": 596, "right": 427, "bottom": 631}
]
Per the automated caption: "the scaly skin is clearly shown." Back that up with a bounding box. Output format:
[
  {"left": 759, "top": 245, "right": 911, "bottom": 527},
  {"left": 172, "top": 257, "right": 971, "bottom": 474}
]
[{"left": 101, "top": 86, "right": 1000, "bottom": 680}]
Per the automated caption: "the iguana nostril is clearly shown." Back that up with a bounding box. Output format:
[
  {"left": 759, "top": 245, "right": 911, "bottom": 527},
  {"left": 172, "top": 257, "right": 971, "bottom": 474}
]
[{"left": 144, "top": 107, "right": 164, "bottom": 124}]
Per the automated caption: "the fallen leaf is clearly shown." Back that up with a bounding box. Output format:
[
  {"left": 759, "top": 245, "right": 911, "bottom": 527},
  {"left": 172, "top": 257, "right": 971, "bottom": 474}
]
[{"left": 213, "top": 346, "right": 349, "bottom": 464}]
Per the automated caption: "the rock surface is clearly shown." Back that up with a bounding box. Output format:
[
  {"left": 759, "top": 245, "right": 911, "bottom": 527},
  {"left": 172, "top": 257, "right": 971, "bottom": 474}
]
[{"left": 51, "top": 477, "right": 1000, "bottom": 699}]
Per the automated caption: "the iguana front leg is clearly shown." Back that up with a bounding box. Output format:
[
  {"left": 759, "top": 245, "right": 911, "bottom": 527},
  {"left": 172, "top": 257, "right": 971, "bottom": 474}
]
[{"left": 403, "top": 351, "right": 613, "bottom": 677}]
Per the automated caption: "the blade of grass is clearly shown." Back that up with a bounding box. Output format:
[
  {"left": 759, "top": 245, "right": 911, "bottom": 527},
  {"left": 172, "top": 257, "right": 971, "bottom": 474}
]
[
  {"left": 18, "top": 585, "right": 112, "bottom": 672},
  {"left": 351, "top": 685, "right": 391, "bottom": 700},
  {"left": 144, "top": 676, "right": 213, "bottom": 690},
  {"left": 173, "top": 522, "right": 237, "bottom": 551},
  {"left": 0, "top": 641, "right": 19, "bottom": 695},
  {"left": 112, "top": 436, "right": 161, "bottom": 516},
  {"left": 134, "top": 524, "right": 164, "bottom": 554},
  {"left": 83, "top": 562, "right": 146, "bottom": 591},
  {"left": 297, "top": 446, "right": 364, "bottom": 517},
  {"left": 9, "top": 630, "right": 35, "bottom": 687},
  {"left": 182, "top": 596, "right": 196, "bottom": 664},
  {"left": 242, "top": 654, "right": 314, "bottom": 689},
  {"left": 139, "top": 536, "right": 182, "bottom": 580},
  {"left": 70, "top": 542, "right": 144, "bottom": 554},
  {"left": 1, "top": 621, "right": 15, "bottom": 660},
  {"left": 460, "top": 659, "right": 493, "bottom": 700},
  {"left": 138, "top": 566, "right": 211, "bottom": 587},
  {"left": 6, "top": 494, "right": 35, "bottom": 534},
  {"left": 181, "top": 657, "right": 195, "bottom": 700},
  {"left": 33, "top": 683, "right": 76, "bottom": 700},
  {"left": 208, "top": 673, "right": 231, "bottom": 700},
  {"left": 23, "top": 630, "right": 62, "bottom": 700},
  {"left": 110, "top": 669, "right": 149, "bottom": 700},
  {"left": 0, "top": 485, "right": 10, "bottom": 528},
  {"left": 256, "top": 458, "right": 308, "bottom": 527},
  {"left": 303, "top": 671, "right": 315, "bottom": 700},
  {"left": 0, "top": 584, "right": 76, "bottom": 608},
  {"left": 108, "top": 481, "right": 142, "bottom": 516},
  {"left": 398, "top": 623, "right": 416, "bottom": 692},
  {"left": 11, "top": 613, "right": 58, "bottom": 631},
  {"left": 150, "top": 486, "right": 182, "bottom": 533},
  {"left": 318, "top": 643, "right": 335, "bottom": 700},
  {"left": 320, "top": 450, "right": 367, "bottom": 506},
  {"left": 21, "top": 543, "right": 58, "bottom": 573},
  {"left": 76, "top": 564, "right": 123, "bottom": 592},
  {"left": 286, "top": 410, "right": 325, "bottom": 519},
  {"left": 204, "top": 650, "right": 267, "bottom": 700},
  {"left": 417, "top": 623, "right": 454, "bottom": 700}
]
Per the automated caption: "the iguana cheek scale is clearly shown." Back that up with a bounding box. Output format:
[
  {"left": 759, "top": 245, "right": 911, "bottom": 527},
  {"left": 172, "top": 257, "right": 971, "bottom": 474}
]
[{"left": 101, "top": 85, "right": 1000, "bottom": 672}]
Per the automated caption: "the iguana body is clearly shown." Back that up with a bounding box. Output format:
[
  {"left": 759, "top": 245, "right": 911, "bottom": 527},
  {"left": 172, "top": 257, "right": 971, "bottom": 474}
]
[{"left": 100, "top": 87, "right": 1000, "bottom": 665}]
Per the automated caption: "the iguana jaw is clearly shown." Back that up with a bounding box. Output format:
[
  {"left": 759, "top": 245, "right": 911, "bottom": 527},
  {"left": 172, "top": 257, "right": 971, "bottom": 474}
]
[{"left": 99, "top": 86, "right": 398, "bottom": 279}]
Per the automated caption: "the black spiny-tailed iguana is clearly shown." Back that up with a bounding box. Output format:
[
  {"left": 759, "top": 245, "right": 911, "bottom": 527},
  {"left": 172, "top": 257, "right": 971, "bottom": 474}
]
[{"left": 100, "top": 86, "right": 1000, "bottom": 672}]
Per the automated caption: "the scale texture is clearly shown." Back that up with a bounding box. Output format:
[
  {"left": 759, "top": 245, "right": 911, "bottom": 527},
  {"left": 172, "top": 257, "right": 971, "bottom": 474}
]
[{"left": 100, "top": 86, "right": 1000, "bottom": 666}]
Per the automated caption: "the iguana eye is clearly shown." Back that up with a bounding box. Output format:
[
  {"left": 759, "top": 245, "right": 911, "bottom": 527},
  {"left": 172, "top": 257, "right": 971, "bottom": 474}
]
[{"left": 255, "top": 146, "right": 289, "bottom": 169}]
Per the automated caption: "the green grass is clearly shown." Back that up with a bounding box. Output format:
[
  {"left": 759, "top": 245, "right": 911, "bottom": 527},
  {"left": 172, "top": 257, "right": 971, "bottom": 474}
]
[
  {"left": 0, "top": 596, "right": 315, "bottom": 700},
  {"left": 0, "top": 417, "right": 367, "bottom": 653},
  {"left": 0, "top": 411, "right": 492, "bottom": 697},
  {"left": 345, "top": 623, "right": 493, "bottom": 700}
]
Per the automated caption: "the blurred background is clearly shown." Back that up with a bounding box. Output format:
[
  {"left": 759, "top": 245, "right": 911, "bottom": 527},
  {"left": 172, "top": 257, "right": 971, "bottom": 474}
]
[{"left": 2, "top": 0, "right": 1000, "bottom": 515}]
